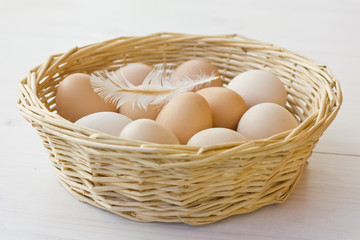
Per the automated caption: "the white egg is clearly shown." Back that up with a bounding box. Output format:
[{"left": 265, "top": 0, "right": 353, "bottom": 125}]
[
  {"left": 227, "top": 70, "right": 287, "bottom": 108},
  {"left": 75, "top": 112, "right": 132, "bottom": 136},
  {"left": 187, "top": 128, "right": 247, "bottom": 146},
  {"left": 237, "top": 103, "right": 298, "bottom": 139},
  {"left": 120, "top": 119, "right": 179, "bottom": 144}
]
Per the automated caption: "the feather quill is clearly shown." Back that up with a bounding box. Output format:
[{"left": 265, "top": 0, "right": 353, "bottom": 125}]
[{"left": 90, "top": 64, "right": 220, "bottom": 110}]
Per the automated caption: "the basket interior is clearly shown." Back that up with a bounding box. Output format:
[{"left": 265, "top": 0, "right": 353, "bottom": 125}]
[{"left": 33, "top": 33, "right": 339, "bottom": 127}]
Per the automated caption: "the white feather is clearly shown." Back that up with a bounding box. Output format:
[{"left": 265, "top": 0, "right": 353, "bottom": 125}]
[{"left": 90, "top": 64, "right": 220, "bottom": 110}]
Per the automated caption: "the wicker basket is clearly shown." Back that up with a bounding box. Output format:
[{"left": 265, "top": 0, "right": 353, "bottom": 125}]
[{"left": 17, "top": 32, "right": 342, "bottom": 225}]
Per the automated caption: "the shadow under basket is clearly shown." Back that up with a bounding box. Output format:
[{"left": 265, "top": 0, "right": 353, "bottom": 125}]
[{"left": 17, "top": 33, "right": 342, "bottom": 225}]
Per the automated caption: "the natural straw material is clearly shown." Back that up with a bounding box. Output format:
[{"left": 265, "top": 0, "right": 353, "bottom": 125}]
[{"left": 17, "top": 33, "right": 342, "bottom": 225}]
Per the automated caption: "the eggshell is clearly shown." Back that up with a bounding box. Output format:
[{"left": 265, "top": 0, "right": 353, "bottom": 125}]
[
  {"left": 197, "top": 87, "right": 247, "bottom": 129},
  {"left": 227, "top": 70, "right": 287, "bottom": 108},
  {"left": 187, "top": 128, "right": 247, "bottom": 146},
  {"left": 170, "top": 59, "right": 223, "bottom": 90},
  {"left": 120, "top": 119, "right": 179, "bottom": 144},
  {"left": 115, "top": 63, "right": 163, "bottom": 119},
  {"left": 119, "top": 102, "right": 162, "bottom": 120},
  {"left": 156, "top": 92, "right": 212, "bottom": 144},
  {"left": 56, "top": 73, "right": 117, "bottom": 122},
  {"left": 237, "top": 103, "right": 298, "bottom": 139},
  {"left": 114, "top": 63, "right": 153, "bottom": 86},
  {"left": 75, "top": 112, "right": 132, "bottom": 136}
]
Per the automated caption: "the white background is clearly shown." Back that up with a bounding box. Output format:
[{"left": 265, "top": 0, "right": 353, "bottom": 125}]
[{"left": 1, "top": 0, "right": 359, "bottom": 239}]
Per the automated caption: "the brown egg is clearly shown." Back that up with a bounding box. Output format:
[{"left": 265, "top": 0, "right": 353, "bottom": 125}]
[
  {"left": 197, "top": 87, "right": 247, "bottom": 130},
  {"left": 156, "top": 92, "right": 212, "bottom": 144},
  {"left": 170, "top": 58, "right": 223, "bottom": 90},
  {"left": 114, "top": 63, "right": 153, "bottom": 86},
  {"left": 115, "top": 63, "right": 163, "bottom": 119},
  {"left": 237, "top": 103, "right": 298, "bottom": 139},
  {"left": 119, "top": 102, "right": 162, "bottom": 120},
  {"left": 56, "top": 73, "right": 117, "bottom": 122}
]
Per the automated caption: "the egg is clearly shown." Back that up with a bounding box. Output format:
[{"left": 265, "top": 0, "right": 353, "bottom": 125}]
[
  {"left": 197, "top": 87, "right": 247, "bottom": 129},
  {"left": 120, "top": 119, "right": 179, "bottom": 144},
  {"left": 116, "top": 63, "right": 163, "bottom": 120},
  {"left": 187, "top": 128, "right": 247, "bottom": 146},
  {"left": 75, "top": 112, "right": 132, "bottom": 136},
  {"left": 237, "top": 103, "right": 298, "bottom": 139},
  {"left": 170, "top": 58, "right": 223, "bottom": 90},
  {"left": 156, "top": 92, "right": 212, "bottom": 144},
  {"left": 227, "top": 70, "right": 287, "bottom": 108},
  {"left": 119, "top": 102, "right": 162, "bottom": 120},
  {"left": 56, "top": 73, "right": 117, "bottom": 122},
  {"left": 114, "top": 63, "right": 153, "bottom": 86}
]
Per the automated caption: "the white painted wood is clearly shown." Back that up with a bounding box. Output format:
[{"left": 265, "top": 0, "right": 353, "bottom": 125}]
[{"left": 1, "top": 0, "right": 359, "bottom": 239}]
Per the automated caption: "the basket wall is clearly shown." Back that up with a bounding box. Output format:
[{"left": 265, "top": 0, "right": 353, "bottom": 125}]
[{"left": 17, "top": 33, "right": 342, "bottom": 225}]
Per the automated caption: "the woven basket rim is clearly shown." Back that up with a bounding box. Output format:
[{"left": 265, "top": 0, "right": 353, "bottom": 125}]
[{"left": 17, "top": 32, "right": 343, "bottom": 156}]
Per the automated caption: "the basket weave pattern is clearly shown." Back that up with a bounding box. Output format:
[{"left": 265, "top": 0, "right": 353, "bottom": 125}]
[{"left": 17, "top": 33, "right": 342, "bottom": 225}]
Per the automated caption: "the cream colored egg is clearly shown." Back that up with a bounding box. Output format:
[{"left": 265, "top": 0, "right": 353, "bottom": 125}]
[
  {"left": 227, "top": 70, "right": 287, "bottom": 108},
  {"left": 75, "top": 112, "right": 132, "bottom": 136},
  {"left": 187, "top": 128, "right": 247, "bottom": 146},
  {"left": 237, "top": 103, "right": 298, "bottom": 139},
  {"left": 156, "top": 92, "right": 212, "bottom": 144},
  {"left": 170, "top": 58, "right": 223, "bottom": 90},
  {"left": 56, "top": 73, "right": 117, "bottom": 122},
  {"left": 119, "top": 119, "right": 179, "bottom": 144},
  {"left": 197, "top": 87, "right": 247, "bottom": 130}
]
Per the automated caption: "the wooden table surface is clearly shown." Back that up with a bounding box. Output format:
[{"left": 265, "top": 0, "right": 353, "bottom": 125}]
[{"left": 1, "top": 0, "right": 359, "bottom": 239}]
